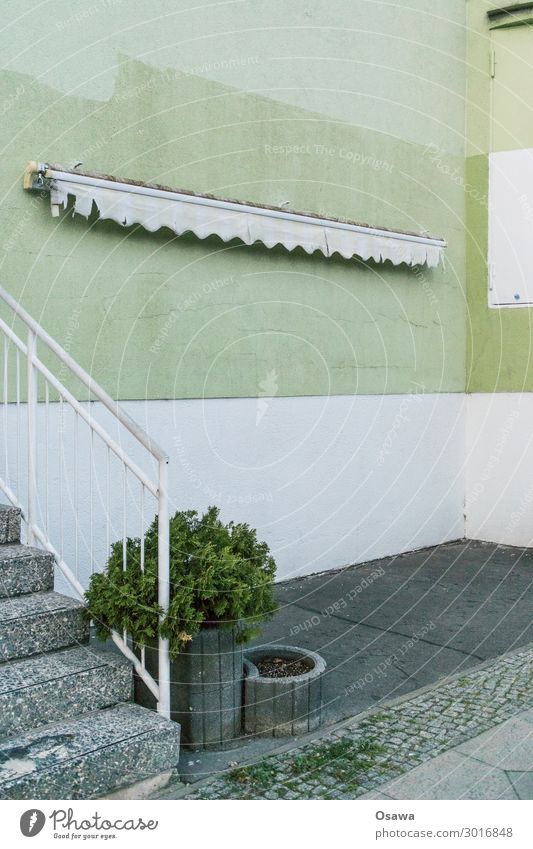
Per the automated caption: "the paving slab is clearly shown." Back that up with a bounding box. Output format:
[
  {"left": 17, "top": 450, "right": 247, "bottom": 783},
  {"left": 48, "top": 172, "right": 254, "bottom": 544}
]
[
  {"left": 507, "top": 771, "right": 533, "bottom": 800},
  {"left": 379, "top": 750, "right": 518, "bottom": 800},
  {"left": 521, "top": 707, "right": 533, "bottom": 725},
  {"left": 456, "top": 717, "right": 533, "bottom": 771},
  {"left": 358, "top": 789, "right": 395, "bottom": 799}
]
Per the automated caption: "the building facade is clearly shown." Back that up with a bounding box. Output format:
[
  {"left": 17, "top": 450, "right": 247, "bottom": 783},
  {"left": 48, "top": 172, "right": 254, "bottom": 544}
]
[{"left": 1, "top": 1, "right": 531, "bottom": 582}]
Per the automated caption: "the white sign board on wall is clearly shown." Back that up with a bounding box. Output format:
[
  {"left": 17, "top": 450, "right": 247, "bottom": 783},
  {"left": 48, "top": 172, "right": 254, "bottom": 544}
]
[
  {"left": 489, "top": 149, "right": 533, "bottom": 308},
  {"left": 489, "top": 22, "right": 533, "bottom": 309}
]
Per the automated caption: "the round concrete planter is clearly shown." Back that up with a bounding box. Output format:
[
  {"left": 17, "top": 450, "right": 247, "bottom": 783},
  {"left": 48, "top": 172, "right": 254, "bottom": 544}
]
[
  {"left": 243, "top": 645, "right": 326, "bottom": 738},
  {"left": 134, "top": 628, "right": 244, "bottom": 750}
]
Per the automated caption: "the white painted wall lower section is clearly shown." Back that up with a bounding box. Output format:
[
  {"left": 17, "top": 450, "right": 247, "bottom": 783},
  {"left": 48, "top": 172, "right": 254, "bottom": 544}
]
[
  {"left": 125, "top": 393, "right": 466, "bottom": 581},
  {"left": 466, "top": 393, "right": 533, "bottom": 546},
  {"left": 9, "top": 391, "right": 533, "bottom": 588},
  {"left": 2, "top": 393, "right": 466, "bottom": 591}
]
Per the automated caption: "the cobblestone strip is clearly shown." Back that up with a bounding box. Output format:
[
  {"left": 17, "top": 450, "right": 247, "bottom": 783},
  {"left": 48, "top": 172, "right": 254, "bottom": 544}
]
[{"left": 185, "top": 647, "right": 533, "bottom": 799}]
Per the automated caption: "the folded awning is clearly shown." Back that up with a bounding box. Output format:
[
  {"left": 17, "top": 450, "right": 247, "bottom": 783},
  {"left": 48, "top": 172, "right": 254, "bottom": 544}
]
[{"left": 24, "top": 161, "right": 446, "bottom": 268}]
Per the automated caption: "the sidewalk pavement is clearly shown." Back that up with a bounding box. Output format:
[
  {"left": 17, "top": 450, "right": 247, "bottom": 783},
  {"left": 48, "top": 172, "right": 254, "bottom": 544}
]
[
  {"left": 361, "top": 707, "right": 533, "bottom": 800},
  {"left": 158, "top": 644, "right": 533, "bottom": 800},
  {"left": 247, "top": 540, "right": 533, "bottom": 727},
  {"left": 172, "top": 539, "right": 533, "bottom": 785}
]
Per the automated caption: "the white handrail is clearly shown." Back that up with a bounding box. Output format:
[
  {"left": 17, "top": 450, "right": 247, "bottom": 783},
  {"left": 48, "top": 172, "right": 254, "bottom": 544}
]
[
  {"left": 0, "top": 285, "right": 168, "bottom": 463},
  {"left": 0, "top": 284, "right": 171, "bottom": 718},
  {"left": 0, "top": 314, "right": 159, "bottom": 496}
]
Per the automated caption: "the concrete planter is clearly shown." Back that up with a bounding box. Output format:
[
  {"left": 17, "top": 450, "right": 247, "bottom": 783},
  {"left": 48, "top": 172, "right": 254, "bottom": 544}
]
[
  {"left": 243, "top": 644, "right": 326, "bottom": 738},
  {"left": 134, "top": 628, "right": 244, "bottom": 750}
]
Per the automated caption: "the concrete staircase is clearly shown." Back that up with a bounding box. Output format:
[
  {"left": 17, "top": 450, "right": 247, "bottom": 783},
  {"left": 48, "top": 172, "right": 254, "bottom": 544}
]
[{"left": 0, "top": 503, "right": 180, "bottom": 800}]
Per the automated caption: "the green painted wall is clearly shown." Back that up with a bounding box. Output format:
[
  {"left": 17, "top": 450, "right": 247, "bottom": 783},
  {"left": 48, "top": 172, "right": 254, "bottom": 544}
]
[
  {"left": 466, "top": 0, "right": 533, "bottom": 392},
  {"left": 0, "top": 0, "right": 467, "bottom": 401}
]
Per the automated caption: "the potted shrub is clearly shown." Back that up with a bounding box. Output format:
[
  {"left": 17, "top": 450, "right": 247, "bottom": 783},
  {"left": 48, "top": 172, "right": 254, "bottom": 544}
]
[{"left": 84, "top": 506, "right": 277, "bottom": 749}]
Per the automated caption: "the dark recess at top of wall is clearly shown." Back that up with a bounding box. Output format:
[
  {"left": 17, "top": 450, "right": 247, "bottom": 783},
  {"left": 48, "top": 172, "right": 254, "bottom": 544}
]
[{"left": 488, "top": 3, "right": 533, "bottom": 24}]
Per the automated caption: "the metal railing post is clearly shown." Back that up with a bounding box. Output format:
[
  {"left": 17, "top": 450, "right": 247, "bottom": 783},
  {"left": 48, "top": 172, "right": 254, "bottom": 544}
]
[
  {"left": 157, "top": 457, "right": 171, "bottom": 718},
  {"left": 26, "top": 328, "right": 37, "bottom": 545}
]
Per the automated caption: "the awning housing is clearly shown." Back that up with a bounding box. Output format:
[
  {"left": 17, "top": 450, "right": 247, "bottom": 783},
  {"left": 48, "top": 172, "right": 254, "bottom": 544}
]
[{"left": 24, "top": 161, "right": 446, "bottom": 268}]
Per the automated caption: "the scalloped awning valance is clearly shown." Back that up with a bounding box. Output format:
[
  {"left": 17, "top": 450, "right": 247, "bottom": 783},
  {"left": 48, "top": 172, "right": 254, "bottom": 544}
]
[{"left": 24, "top": 162, "right": 446, "bottom": 268}]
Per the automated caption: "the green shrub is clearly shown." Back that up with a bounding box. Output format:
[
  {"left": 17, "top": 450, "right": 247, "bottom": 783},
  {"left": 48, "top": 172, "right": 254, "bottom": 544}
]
[{"left": 84, "top": 506, "right": 277, "bottom": 657}]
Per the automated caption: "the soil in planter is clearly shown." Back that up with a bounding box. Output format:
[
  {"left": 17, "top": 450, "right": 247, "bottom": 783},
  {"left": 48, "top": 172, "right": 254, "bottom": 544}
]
[{"left": 255, "top": 655, "right": 313, "bottom": 678}]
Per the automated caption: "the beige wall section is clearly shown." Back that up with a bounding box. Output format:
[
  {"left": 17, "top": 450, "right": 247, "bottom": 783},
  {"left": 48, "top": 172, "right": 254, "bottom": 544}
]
[
  {"left": 466, "top": 393, "right": 533, "bottom": 546},
  {"left": 466, "top": 2, "right": 533, "bottom": 387},
  {"left": 466, "top": 0, "right": 493, "bottom": 158},
  {"left": 491, "top": 24, "right": 533, "bottom": 152},
  {"left": 465, "top": 0, "right": 533, "bottom": 156},
  {"left": 465, "top": 5, "right": 533, "bottom": 546}
]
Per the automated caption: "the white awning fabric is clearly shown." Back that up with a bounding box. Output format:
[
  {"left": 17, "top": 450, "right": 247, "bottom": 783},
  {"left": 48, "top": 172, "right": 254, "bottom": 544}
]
[{"left": 24, "top": 163, "right": 447, "bottom": 268}]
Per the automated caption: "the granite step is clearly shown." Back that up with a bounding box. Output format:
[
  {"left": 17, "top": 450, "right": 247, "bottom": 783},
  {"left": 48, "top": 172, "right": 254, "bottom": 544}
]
[
  {"left": 0, "top": 505, "right": 21, "bottom": 545},
  {"left": 0, "top": 591, "right": 89, "bottom": 661},
  {"left": 0, "top": 544, "right": 54, "bottom": 599},
  {"left": 0, "top": 702, "right": 181, "bottom": 799},
  {"left": 0, "top": 646, "right": 133, "bottom": 738}
]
